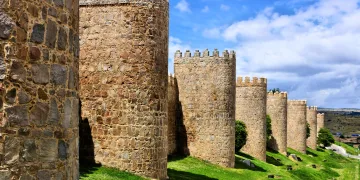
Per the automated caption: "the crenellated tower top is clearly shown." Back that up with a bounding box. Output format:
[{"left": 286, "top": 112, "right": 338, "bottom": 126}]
[
  {"left": 307, "top": 106, "right": 318, "bottom": 110},
  {"left": 174, "top": 49, "right": 236, "bottom": 63},
  {"left": 80, "top": 0, "right": 169, "bottom": 6},
  {"left": 268, "top": 91, "right": 288, "bottom": 98},
  {"left": 236, "top": 77, "right": 267, "bottom": 87},
  {"left": 288, "top": 100, "right": 307, "bottom": 105}
]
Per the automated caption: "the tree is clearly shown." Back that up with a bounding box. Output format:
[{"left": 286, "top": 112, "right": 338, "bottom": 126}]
[
  {"left": 268, "top": 88, "right": 281, "bottom": 93},
  {"left": 266, "top": 115, "right": 272, "bottom": 140},
  {"left": 306, "top": 122, "right": 311, "bottom": 139},
  {"left": 235, "top": 121, "right": 248, "bottom": 153},
  {"left": 317, "top": 128, "right": 335, "bottom": 147}
]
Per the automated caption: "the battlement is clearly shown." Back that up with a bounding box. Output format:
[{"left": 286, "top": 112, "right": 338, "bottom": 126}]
[
  {"left": 307, "top": 106, "right": 318, "bottom": 110},
  {"left": 175, "top": 49, "right": 236, "bottom": 59},
  {"left": 168, "top": 74, "right": 177, "bottom": 86},
  {"left": 267, "top": 91, "right": 288, "bottom": 98},
  {"left": 80, "top": 0, "right": 169, "bottom": 6},
  {"left": 287, "top": 100, "right": 307, "bottom": 105},
  {"left": 236, "top": 77, "right": 267, "bottom": 87},
  {"left": 317, "top": 113, "right": 325, "bottom": 116}
]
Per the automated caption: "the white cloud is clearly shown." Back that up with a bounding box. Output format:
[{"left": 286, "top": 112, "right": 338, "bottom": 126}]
[
  {"left": 202, "top": 6, "right": 209, "bottom": 13},
  {"left": 221, "top": 0, "right": 360, "bottom": 107},
  {"left": 220, "top": 4, "right": 230, "bottom": 11},
  {"left": 168, "top": 37, "right": 192, "bottom": 74},
  {"left": 176, "top": 0, "right": 191, "bottom": 13}
]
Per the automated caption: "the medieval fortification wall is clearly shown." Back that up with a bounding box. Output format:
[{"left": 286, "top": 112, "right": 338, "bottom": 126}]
[
  {"left": 267, "top": 92, "right": 288, "bottom": 155},
  {"left": 0, "top": 0, "right": 80, "bottom": 179},
  {"left": 168, "top": 75, "right": 178, "bottom": 155},
  {"left": 287, "top": 100, "right": 307, "bottom": 153},
  {"left": 236, "top": 77, "right": 267, "bottom": 161},
  {"left": 79, "top": 0, "right": 169, "bottom": 179},
  {"left": 306, "top": 106, "right": 318, "bottom": 149},
  {"left": 317, "top": 113, "right": 325, "bottom": 134},
  {"left": 174, "top": 49, "right": 236, "bottom": 167}
]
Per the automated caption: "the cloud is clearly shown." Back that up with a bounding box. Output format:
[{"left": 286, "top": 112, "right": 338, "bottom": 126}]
[
  {"left": 168, "top": 36, "right": 191, "bottom": 74},
  {"left": 176, "top": 0, "right": 191, "bottom": 13},
  {"left": 221, "top": 0, "right": 360, "bottom": 108},
  {"left": 202, "top": 6, "right": 209, "bottom": 13},
  {"left": 202, "top": 28, "right": 221, "bottom": 38},
  {"left": 220, "top": 4, "right": 230, "bottom": 11}
]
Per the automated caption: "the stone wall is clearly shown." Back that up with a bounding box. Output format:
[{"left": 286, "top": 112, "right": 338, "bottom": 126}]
[
  {"left": 174, "top": 49, "right": 236, "bottom": 167},
  {"left": 287, "top": 100, "right": 307, "bottom": 153},
  {"left": 0, "top": 0, "right": 79, "bottom": 179},
  {"left": 236, "top": 77, "right": 267, "bottom": 161},
  {"left": 317, "top": 113, "right": 325, "bottom": 134},
  {"left": 266, "top": 92, "right": 287, "bottom": 155},
  {"left": 79, "top": 1, "right": 169, "bottom": 179},
  {"left": 306, "top": 106, "right": 317, "bottom": 150},
  {"left": 167, "top": 75, "right": 178, "bottom": 155}
]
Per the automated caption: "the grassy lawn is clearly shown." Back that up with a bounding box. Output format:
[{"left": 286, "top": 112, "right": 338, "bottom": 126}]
[{"left": 80, "top": 146, "right": 360, "bottom": 180}]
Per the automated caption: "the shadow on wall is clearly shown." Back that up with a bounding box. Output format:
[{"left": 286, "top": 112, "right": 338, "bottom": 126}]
[{"left": 79, "top": 100, "right": 97, "bottom": 166}]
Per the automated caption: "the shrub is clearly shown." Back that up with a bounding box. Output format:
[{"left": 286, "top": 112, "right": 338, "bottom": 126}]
[
  {"left": 235, "top": 121, "right": 247, "bottom": 153},
  {"left": 317, "top": 128, "right": 335, "bottom": 147},
  {"left": 306, "top": 122, "right": 311, "bottom": 139},
  {"left": 268, "top": 88, "right": 280, "bottom": 93},
  {"left": 266, "top": 115, "right": 272, "bottom": 140}
]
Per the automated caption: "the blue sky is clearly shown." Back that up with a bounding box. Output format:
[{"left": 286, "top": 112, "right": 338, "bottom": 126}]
[{"left": 168, "top": 0, "right": 360, "bottom": 108}]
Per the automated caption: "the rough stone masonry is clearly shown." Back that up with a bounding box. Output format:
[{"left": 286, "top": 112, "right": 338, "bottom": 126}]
[
  {"left": 267, "top": 92, "right": 288, "bottom": 155},
  {"left": 236, "top": 77, "right": 267, "bottom": 161},
  {"left": 174, "top": 49, "right": 236, "bottom": 168},
  {"left": 287, "top": 100, "right": 307, "bottom": 154},
  {"left": 0, "top": 0, "right": 80, "bottom": 179},
  {"left": 317, "top": 113, "right": 325, "bottom": 135},
  {"left": 306, "top": 106, "right": 318, "bottom": 150},
  {"left": 79, "top": 0, "right": 169, "bottom": 179},
  {"left": 167, "top": 75, "right": 178, "bottom": 155}
]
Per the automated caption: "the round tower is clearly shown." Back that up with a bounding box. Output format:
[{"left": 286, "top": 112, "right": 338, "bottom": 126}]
[
  {"left": 267, "top": 92, "right": 288, "bottom": 155},
  {"left": 236, "top": 77, "right": 267, "bottom": 161},
  {"left": 174, "top": 49, "right": 236, "bottom": 167},
  {"left": 79, "top": 0, "right": 169, "bottom": 179},
  {"left": 0, "top": 0, "right": 79, "bottom": 179},
  {"left": 317, "top": 113, "right": 325, "bottom": 135},
  {"left": 287, "top": 100, "right": 307, "bottom": 153},
  {"left": 306, "top": 106, "right": 318, "bottom": 150}
]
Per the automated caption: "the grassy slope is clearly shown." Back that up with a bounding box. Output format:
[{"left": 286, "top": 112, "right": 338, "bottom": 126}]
[{"left": 80, "top": 147, "right": 360, "bottom": 180}]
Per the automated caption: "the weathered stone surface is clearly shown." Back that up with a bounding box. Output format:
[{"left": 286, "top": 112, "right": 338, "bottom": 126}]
[
  {"left": 48, "top": 7, "right": 57, "bottom": 18},
  {"left": 37, "top": 88, "right": 48, "bottom": 100},
  {"left": 287, "top": 100, "right": 307, "bottom": 154},
  {"left": 0, "top": 57, "right": 6, "bottom": 80},
  {"left": 5, "top": 105, "right": 29, "bottom": 126},
  {"left": 22, "top": 139, "right": 37, "bottom": 161},
  {"left": 30, "top": 24, "right": 45, "bottom": 43},
  {"left": 0, "top": 12, "right": 15, "bottom": 39},
  {"left": 27, "top": 4, "right": 39, "bottom": 17},
  {"left": 53, "top": 0, "right": 64, "bottom": 7},
  {"left": 31, "top": 64, "right": 49, "bottom": 84},
  {"left": 30, "top": 47, "right": 41, "bottom": 60},
  {"left": 30, "top": 102, "right": 49, "bottom": 126},
  {"left": 18, "top": 128, "right": 30, "bottom": 136},
  {"left": 0, "top": 170, "right": 11, "bottom": 180},
  {"left": 10, "top": 61, "right": 26, "bottom": 82},
  {"left": 289, "top": 154, "right": 299, "bottom": 162},
  {"left": 45, "top": 19, "right": 57, "bottom": 48},
  {"left": 51, "top": 64, "right": 67, "bottom": 86},
  {"left": 5, "top": 88, "right": 16, "bottom": 104},
  {"left": 48, "top": 98, "right": 60, "bottom": 124},
  {"left": 236, "top": 77, "right": 267, "bottom": 162},
  {"left": 63, "top": 98, "right": 71, "bottom": 128},
  {"left": 37, "top": 170, "right": 51, "bottom": 180},
  {"left": 58, "top": 27, "right": 67, "bottom": 50},
  {"left": 39, "top": 139, "right": 57, "bottom": 162},
  {"left": 19, "top": 174, "right": 35, "bottom": 180},
  {"left": 4, "top": 136, "right": 20, "bottom": 165},
  {"left": 306, "top": 107, "right": 318, "bottom": 150},
  {"left": 58, "top": 140, "right": 67, "bottom": 160},
  {"left": 317, "top": 113, "right": 325, "bottom": 135},
  {"left": 167, "top": 76, "right": 177, "bottom": 155}
]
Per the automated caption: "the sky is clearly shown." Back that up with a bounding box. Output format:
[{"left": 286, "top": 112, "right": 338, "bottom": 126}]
[{"left": 168, "top": 0, "right": 360, "bottom": 108}]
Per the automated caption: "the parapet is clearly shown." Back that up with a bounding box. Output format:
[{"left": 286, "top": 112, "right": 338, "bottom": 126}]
[
  {"left": 317, "top": 113, "right": 324, "bottom": 116},
  {"left": 168, "top": 74, "right": 176, "bottom": 86},
  {"left": 267, "top": 91, "right": 288, "bottom": 98},
  {"left": 307, "top": 106, "right": 318, "bottom": 110},
  {"left": 287, "top": 100, "right": 307, "bottom": 105},
  {"left": 80, "top": 0, "right": 169, "bottom": 6},
  {"left": 236, "top": 77, "right": 267, "bottom": 87},
  {"left": 174, "top": 49, "right": 236, "bottom": 62}
]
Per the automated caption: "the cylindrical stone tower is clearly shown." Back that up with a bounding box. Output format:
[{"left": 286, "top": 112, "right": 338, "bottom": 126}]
[
  {"left": 266, "top": 92, "right": 288, "bottom": 155},
  {"left": 168, "top": 75, "right": 178, "bottom": 155},
  {"left": 287, "top": 100, "right": 307, "bottom": 153},
  {"left": 0, "top": 0, "right": 79, "bottom": 179},
  {"left": 317, "top": 113, "right": 325, "bottom": 135},
  {"left": 306, "top": 106, "right": 318, "bottom": 150},
  {"left": 174, "top": 49, "right": 236, "bottom": 167},
  {"left": 236, "top": 77, "right": 267, "bottom": 161},
  {"left": 79, "top": 0, "right": 169, "bottom": 179}
]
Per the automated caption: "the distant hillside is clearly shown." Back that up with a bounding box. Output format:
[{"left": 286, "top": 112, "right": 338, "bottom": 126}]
[{"left": 318, "top": 108, "right": 360, "bottom": 136}]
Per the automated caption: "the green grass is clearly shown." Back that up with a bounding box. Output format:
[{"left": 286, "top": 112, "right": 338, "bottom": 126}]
[
  {"left": 80, "top": 165, "right": 146, "bottom": 180},
  {"left": 80, "top": 147, "right": 360, "bottom": 180},
  {"left": 335, "top": 141, "right": 359, "bottom": 155}
]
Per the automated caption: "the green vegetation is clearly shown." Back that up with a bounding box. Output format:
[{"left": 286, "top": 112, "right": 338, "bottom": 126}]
[
  {"left": 80, "top": 165, "right": 145, "bottom": 180},
  {"left": 235, "top": 121, "right": 247, "bottom": 152},
  {"left": 318, "top": 128, "right": 335, "bottom": 147},
  {"left": 306, "top": 122, "right": 311, "bottom": 139},
  {"left": 268, "top": 88, "right": 280, "bottom": 93},
  {"left": 335, "top": 141, "right": 359, "bottom": 155},
  {"left": 81, "top": 147, "right": 360, "bottom": 180},
  {"left": 266, "top": 115, "right": 272, "bottom": 141}
]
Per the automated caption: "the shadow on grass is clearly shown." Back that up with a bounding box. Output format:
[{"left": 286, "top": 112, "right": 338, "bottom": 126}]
[
  {"left": 266, "top": 155, "right": 283, "bottom": 166},
  {"left": 306, "top": 150, "right": 318, "bottom": 157},
  {"left": 317, "top": 147, "right": 325, "bottom": 152},
  {"left": 168, "top": 155, "right": 188, "bottom": 162},
  {"left": 80, "top": 163, "right": 102, "bottom": 178},
  {"left": 168, "top": 169, "right": 218, "bottom": 180},
  {"left": 234, "top": 156, "right": 266, "bottom": 172},
  {"left": 236, "top": 151, "right": 255, "bottom": 160}
]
